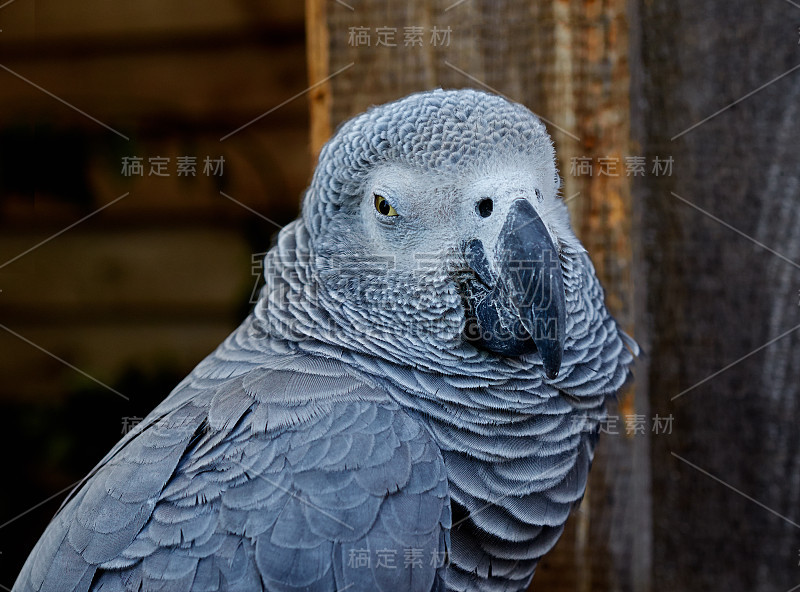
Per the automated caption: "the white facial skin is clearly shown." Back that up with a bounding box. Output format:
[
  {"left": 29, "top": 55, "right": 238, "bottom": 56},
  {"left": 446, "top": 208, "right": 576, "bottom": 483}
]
[{"left": 359, "top": 158, "right": 576, "bottom": 277}]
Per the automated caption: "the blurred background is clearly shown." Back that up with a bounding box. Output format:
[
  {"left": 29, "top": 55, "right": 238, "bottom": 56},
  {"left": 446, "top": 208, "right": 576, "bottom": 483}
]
[{"left": 0, "top": 1, "right": 798, "bottom": 591}]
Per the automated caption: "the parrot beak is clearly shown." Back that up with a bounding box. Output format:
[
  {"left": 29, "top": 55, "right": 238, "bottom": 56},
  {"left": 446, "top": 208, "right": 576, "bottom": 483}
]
[{"left": 464, "top": 199, "right": 566, "bottom": 378}]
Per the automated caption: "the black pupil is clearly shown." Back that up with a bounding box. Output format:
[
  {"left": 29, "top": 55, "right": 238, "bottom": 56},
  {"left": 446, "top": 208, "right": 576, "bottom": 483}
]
[
  {"left": 378, "top": 198, "right": 391, "bottom": 215},
  {"left": 477, "top": 198, "right": 493, "bottom": 218}
]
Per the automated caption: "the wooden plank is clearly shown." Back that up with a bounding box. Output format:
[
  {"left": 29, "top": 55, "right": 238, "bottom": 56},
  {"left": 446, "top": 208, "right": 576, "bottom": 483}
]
[
  {"left": 0, "top": 0, "right": 303, "bottom": 44},
  {"left": 88, "top": 128, "right": 311, "bottom": 220},
  {"left": 0, "top": 321, "right": 238, "bottom": 401},
  {"left": 307, "top": 1, "right": 646, "bottom": 589},
  {"left": 0, "top": 227, "right": 253, "bottom": 314},
  {"left": 0, "top": 44, "right": 308, "bottom": 126},
  {"left": 0, "top": 227, "right": 254, "bottom": 400},
  {"left": 0, "top": 3, "right": 313, "bottom": 584},
  {"left": 541, "top": 2, "right": 650, "bottom": 591},
  {"left": 635, "top": 2, "right": 800, "bottom": 591},
  {"left": 306, "top": 0, "right": 332, "bottom": 163},
  {"left": 0, "top": 127, "right": 310, "bottom": 226}
]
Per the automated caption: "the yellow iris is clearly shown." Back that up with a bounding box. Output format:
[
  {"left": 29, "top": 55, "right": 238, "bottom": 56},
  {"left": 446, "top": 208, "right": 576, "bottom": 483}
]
[{"left": 374, "top": 194, "right": 398, "bottom": 216}]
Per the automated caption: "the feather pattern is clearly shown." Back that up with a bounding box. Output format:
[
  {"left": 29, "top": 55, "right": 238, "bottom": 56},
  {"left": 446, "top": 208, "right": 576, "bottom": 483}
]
[
  {"left": 14, "top": 349, "right": 451, "bottom": 592},
  {"left": 14, "top": 89, "right": 635, "bottom": 592}
]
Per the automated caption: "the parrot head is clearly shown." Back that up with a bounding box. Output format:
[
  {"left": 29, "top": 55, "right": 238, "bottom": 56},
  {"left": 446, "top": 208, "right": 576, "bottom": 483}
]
[{"left": 302, "top": 89, "right": 581, "bottom": 379}]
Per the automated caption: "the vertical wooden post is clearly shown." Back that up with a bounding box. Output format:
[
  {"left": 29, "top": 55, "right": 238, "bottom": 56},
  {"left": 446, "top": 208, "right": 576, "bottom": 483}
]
[
  {"left": 304, "top": 2, "right": 647, "bottom": 588},
  {"left": 634, "top": 2, "right": 800, "bottom": 591},
  {"left": 305, "top": 0, "right": 332, "bottom": 163}
]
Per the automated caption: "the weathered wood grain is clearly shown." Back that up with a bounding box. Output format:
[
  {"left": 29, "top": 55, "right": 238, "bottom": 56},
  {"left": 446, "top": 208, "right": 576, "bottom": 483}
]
[{"left": 634, "top": 2, "right": 800, "bottom": 590}]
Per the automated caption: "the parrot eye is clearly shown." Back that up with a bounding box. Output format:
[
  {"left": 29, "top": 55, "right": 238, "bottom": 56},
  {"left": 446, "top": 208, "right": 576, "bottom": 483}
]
[{"left": 374, "top": 194, "right": 398, "bottom": 217}]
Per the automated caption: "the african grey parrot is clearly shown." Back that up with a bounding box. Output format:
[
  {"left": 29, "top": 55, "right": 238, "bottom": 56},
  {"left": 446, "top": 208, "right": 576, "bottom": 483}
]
[{"left": 14, "top": 89, "right": 637, "bottom": 592}]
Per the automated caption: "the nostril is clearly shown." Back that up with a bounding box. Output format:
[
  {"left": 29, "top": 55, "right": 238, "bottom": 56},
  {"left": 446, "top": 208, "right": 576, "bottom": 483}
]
[{"left": 477, "top": 198, "right": 493, "bottom": 218}]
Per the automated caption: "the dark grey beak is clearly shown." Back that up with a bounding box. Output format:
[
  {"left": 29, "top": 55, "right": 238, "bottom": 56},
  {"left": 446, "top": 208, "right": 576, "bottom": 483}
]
[{"left": 464, "top": 199, "right": 566, "bottom": 378}]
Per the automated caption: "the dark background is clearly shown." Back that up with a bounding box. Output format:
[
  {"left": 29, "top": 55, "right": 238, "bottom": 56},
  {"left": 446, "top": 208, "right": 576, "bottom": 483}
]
[
  {"left": 0, "top": 1, "right": 310, "bottom": 585},
  {"left": 1, "top": 2, "right": 799, "bottom": 591}
]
